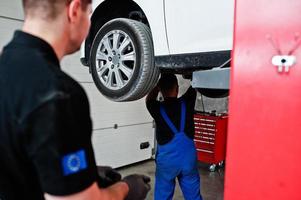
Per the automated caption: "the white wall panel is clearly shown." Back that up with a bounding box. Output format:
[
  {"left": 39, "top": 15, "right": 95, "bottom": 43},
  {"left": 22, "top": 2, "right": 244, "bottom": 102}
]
[
  {"left": 0, "top": 0, "right": 24, "bottom": 20},
  {"left": 92, "top": 124, "right": 154, "bottom": 168}
]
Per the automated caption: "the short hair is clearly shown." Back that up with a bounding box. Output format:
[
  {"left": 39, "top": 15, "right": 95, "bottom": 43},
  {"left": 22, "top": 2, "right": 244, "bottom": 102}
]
[
  {"left": 158, "top": 73, "right": 178, "bottom": 94},
  {"left": 22, "top": 0, "right": 92, "bottom": 19}
]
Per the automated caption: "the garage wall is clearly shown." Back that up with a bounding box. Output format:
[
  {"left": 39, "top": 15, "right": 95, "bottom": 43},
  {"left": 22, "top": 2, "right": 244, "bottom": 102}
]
[
  {"left": 0, "top": 0, "right": 23, "bottom": 49},
  {"left": 0, "top": 0, "right": 23, "bottom": 20},
  {"left": 0, "top": 1, "right": 155, "bottom": 168}
]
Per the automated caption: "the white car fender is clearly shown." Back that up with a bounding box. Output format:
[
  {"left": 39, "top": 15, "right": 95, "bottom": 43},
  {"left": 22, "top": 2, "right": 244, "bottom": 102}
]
[{"left": 81, "top": 0, "right": 169, "bottom": 60}]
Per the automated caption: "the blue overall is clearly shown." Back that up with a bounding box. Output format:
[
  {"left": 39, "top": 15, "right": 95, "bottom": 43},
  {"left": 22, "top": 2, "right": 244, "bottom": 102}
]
[{"left": 155, "top": 100, "right": 202, "bottom": 200}]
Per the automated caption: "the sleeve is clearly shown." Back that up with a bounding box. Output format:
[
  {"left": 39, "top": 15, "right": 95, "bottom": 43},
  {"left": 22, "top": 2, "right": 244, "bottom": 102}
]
[
  {"left": 24, "top": 94, "right": 98, "bottom": 196},
  {"left": 181, "top": 86, "right": 197, "bottom": 104},
  {"left": 146, "top": 99, "right": 160, "bottom": 119}
]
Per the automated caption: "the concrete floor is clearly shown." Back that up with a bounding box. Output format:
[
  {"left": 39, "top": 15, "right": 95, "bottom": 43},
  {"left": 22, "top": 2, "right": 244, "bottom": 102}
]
[{"left": 118, "top": 160, "right": 224, "bottom": 200}]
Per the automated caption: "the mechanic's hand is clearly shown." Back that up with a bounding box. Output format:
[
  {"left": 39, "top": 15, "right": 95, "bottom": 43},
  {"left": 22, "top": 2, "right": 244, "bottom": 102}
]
[
  {"left": 122, "top": 174, "right": 151, "bottom": 200},
  {"left": 97, "top": 166, "right": 122, "bottom": 188}
]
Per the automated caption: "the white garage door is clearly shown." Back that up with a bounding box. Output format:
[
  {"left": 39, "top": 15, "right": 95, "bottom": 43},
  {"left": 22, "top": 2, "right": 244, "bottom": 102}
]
[{"left": 0, "top": 1, "right": 155, "bottom": 168}]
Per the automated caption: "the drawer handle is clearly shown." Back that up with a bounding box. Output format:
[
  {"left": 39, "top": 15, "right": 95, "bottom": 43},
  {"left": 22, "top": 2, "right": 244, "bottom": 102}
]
[{"left": 196, "top": 149, "right": 214, "bottom": 154}]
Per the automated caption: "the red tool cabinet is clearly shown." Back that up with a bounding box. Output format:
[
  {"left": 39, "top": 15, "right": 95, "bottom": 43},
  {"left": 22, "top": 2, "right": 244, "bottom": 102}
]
[{"left": 194, "top": 113, "right": 228, "bottom": 171}]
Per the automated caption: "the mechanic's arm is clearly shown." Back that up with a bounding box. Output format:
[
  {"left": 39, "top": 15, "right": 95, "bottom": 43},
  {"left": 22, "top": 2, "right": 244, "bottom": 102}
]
[
  {"left": 26, "top": 93, "right": 150, "bottom": 200},
  {"left": 146, "top": 86, "right": 159, "bottom": 102},
  {"left": 26, "top": 96, "right": 129, "bottom": 200},
  {"left": 182, "top": 85, "right": 197, "bottom": 101},
  {"left": 45, "top": 182, "right": 129, "bottom": 200},
  {"left": 45, "top": 174, "right": 151, "bottom": 200}
]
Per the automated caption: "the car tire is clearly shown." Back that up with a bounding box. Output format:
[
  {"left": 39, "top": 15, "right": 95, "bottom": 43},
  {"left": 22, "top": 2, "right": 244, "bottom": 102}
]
[{"left": 90, "top": 18, "right": 159, "bottom": 101}]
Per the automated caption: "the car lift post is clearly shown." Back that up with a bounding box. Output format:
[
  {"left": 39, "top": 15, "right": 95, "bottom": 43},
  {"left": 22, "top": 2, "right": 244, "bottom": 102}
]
[{"left": 224, "top": 0, "right": 301, "bottom": 199}]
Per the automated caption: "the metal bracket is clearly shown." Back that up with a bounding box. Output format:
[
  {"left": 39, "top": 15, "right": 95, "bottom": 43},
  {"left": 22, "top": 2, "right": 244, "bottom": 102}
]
[
  {"left": 271, "top": 55, "right": 296, "bottom": 73},
  {"left": 192, "top": 67, "right": 230, "bottom": 89}
]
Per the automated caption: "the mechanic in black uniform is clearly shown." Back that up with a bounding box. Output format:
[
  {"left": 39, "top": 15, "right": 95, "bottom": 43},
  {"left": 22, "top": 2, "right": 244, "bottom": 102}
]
[
  {"left": 0, "top": 0, "right": 150, "bottom": 199},
  {"left": 146, "top": 74, "right": 202, "bottom": 200}
]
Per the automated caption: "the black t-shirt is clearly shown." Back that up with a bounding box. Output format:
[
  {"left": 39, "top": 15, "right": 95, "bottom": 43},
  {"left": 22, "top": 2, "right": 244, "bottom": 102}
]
[
  {"left": 146, "top": 87, "right": 196, "bottom": 145},
  {"left": 0, "top": 31, "right": 98, "bottom": 199}
]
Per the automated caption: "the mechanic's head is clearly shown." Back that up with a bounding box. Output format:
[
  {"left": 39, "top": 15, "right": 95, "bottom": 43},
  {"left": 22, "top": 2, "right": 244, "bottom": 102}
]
[
  {"left": 22, "top": 0, "right": 92, "bottom": 56},
  {"left": 158, "top": 73, "right": 179, "bottom": 98},
  {"left": 22, "top": 0, "right": 91, "bottom": 19}
]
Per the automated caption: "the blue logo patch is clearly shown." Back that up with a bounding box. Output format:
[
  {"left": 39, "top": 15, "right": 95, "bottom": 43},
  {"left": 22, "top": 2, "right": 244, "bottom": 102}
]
[{"left": 62, "top": 149, "right": 87, "bottom": 176}]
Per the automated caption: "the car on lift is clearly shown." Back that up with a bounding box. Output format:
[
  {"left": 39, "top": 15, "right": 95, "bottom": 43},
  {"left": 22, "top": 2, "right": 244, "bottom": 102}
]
[{"left": 80, "top": 0, "right": 234, "bottom": 101}]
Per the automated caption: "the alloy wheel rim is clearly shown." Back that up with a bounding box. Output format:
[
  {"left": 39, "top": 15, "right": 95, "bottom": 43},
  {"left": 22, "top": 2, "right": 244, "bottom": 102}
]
[{"left": 95, "top": 30, "right": 136, "bottom": 90}]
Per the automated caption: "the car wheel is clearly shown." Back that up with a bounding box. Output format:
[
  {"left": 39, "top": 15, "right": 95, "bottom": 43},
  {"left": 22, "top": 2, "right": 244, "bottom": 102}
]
[{"left": 90, "top": 18, "right": 159, "bottom": 101}]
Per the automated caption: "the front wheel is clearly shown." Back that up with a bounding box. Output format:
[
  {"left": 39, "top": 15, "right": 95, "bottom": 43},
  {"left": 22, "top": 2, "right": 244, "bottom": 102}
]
[{"left": 90, "top": 18, "right": 159, "bottom": 102}]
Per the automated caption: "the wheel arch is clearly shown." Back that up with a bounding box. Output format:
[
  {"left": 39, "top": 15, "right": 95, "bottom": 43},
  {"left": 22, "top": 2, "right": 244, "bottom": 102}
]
[{"left": 84, "top": 0, "right": 151, "bottom": 66}]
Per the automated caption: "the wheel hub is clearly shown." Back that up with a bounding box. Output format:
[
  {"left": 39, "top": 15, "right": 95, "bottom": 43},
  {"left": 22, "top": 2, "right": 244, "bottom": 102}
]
[{"left": 112, "top": 55, "right": 120, "bottom": 65}]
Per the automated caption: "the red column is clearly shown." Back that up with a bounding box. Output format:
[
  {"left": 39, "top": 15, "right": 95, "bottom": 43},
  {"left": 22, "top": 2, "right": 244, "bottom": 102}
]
[{"left": 225, "top": 0, "right": 301, "bottom": 199}]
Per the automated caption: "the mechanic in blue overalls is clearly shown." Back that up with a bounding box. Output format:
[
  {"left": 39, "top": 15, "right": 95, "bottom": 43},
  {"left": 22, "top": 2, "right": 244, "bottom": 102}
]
[{"left": 146, "top": 74, "right": 203, "bottom": 200}]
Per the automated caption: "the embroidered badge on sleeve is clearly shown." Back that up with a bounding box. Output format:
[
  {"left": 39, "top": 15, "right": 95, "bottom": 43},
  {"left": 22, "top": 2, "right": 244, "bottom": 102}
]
[{"left": 62, "top": 149, "right": 87, "bottom": 176}]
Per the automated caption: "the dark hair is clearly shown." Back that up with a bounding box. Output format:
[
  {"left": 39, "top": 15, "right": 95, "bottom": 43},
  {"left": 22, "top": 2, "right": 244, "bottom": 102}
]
[
  {"left": 158, "top": 73, "right": 178, "bottom": 94},
  {"left": 22, "top": 0, "right": 92, "bottom": 19}
]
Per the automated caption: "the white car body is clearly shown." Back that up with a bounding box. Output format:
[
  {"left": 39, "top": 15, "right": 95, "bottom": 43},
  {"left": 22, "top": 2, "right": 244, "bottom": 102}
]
[{"left": 82, "top": 0, "right": 234, "bottom": 58}]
